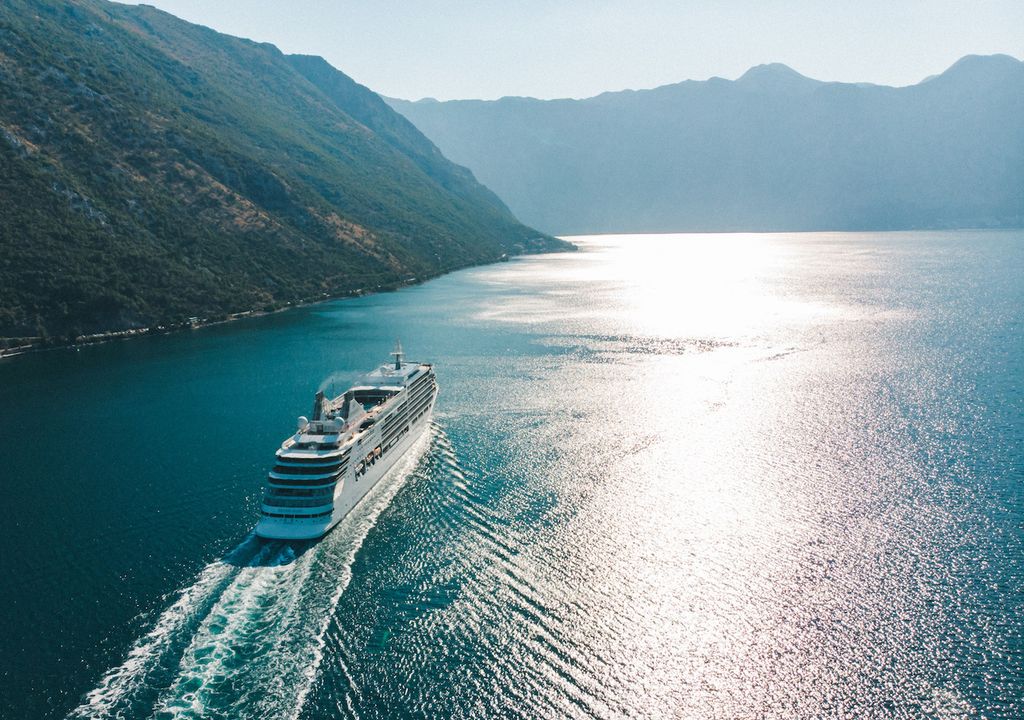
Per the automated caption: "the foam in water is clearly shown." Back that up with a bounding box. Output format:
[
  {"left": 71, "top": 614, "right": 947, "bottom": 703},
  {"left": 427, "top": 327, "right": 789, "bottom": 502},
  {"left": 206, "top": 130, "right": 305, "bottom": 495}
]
[
  {"left": 70, "top": 536, "right": 272, "bottom": 719},
  {"left": 70, "top": 427, "right": 437, "bottom": 719}
]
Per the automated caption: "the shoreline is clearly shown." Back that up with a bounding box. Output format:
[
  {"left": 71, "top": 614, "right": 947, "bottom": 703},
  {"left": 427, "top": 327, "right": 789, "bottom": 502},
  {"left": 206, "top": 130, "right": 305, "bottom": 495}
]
[
  {"left": 0, "top": 245, "right": 574, "bottom": 360},
  {"left": 0, "top": 305, "right": 312, "bottom": 360},
  {"left": 0, "top": 278, "right": 419, "bottom": 360}
]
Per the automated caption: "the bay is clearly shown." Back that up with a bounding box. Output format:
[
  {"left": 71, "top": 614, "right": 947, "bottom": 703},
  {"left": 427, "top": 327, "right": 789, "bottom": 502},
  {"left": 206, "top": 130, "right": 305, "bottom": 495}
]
[{"left": 1, "top": 231, "right": 1021, "bottom": 718}]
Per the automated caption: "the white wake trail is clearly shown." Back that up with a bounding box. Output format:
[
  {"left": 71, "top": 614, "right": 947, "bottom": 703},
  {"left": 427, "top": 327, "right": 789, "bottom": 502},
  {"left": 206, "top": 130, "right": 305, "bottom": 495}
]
[
  {"left": 155, "top": 543, "right": 308, "bottom": 717},
  {"left": 69, "top": 535, "right": 271, "bottom": 719},
  {"left": 143, "top": 426, "right": 438, "bottom": 720}
]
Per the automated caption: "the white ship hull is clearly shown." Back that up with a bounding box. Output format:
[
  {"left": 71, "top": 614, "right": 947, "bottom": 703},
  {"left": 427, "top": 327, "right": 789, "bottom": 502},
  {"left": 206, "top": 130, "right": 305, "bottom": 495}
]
[
  {"left": 255, "top": 407, "right": 433, "bottom": 540},
  {"left": 255, "top": 350, "right": 437, "bottom": 541}
]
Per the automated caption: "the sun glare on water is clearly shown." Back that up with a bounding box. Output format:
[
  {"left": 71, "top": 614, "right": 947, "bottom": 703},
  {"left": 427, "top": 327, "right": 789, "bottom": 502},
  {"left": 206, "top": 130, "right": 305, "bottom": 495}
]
[
  {"left": 457, "top": 232, "right": 1012, "bottom": 717},
  {"left": 479, "top": 233, "right": 835, "bottom": 341}
]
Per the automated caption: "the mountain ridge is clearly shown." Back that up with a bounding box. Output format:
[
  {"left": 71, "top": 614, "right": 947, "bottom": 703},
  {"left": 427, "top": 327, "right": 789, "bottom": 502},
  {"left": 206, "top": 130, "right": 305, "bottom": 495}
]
[
  {"left": 395, "top": 54, "right": 1022, "bottom": 103},
  {"left": 387, "top": 54, "right": 1024, "bottom": 235}
]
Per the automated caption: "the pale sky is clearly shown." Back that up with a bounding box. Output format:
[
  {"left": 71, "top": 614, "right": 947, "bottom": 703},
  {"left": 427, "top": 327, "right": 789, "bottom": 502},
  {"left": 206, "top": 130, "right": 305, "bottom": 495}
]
[{"left": 118, "top": 1, "right": 1023, "bottom": 100}]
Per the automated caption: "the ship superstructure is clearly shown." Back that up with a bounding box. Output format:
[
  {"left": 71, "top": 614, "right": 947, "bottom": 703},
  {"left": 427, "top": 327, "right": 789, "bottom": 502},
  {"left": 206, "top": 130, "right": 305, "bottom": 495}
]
[{"left": 255, "top": 343, "right": 437, "bottom": 540}]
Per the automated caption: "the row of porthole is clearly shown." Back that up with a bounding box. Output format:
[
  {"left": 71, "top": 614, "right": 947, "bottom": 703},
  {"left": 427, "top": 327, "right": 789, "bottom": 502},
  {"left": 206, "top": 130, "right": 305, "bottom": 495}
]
[
  {"left": 381, "top": 393, "right": 431, "bottom": 443},
  {"left": 351, "top": 396, "right": 432, "bottom": 482}
]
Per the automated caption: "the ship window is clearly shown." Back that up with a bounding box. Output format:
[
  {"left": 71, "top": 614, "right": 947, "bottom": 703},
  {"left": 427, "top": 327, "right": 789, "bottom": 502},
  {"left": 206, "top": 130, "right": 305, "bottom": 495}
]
[
  {"left": 266, "top": 487, "right": 332, "bottom": 498},
  {"left": 268, "top": 476, "right": 339, "bottom": 487},
  {"left": 261, "top": 509, "right": 333, "bottom": 519},
  {"left": 275, "top": 452, "right": 348, "bottom": 464},
  {"left": 272, "top": 464, "right": 342, "bottom": 475},
  {"left": 263, "top": 496, "right": 333, "bottom": 508}
]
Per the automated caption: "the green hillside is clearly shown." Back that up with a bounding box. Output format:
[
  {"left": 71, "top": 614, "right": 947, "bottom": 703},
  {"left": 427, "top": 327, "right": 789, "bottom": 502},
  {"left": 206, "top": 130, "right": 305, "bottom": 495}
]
[{"left": 0, "top": 0, "right": 569, "bottom": 342}]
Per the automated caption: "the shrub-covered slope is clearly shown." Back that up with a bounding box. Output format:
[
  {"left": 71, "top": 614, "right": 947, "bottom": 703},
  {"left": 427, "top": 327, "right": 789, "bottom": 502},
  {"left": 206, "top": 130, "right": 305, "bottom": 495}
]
[{"left": 0, "top": 0, "right": 567, "bottom": 340}]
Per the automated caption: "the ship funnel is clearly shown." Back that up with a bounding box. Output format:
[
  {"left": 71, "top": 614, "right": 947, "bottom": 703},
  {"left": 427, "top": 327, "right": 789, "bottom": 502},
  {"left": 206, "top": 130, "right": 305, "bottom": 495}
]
[
  {"left": 390, "top": 339, "right": 404, "bottom": 370},
  {"left": 312, "top": 390, "right": 328, "bottom": 421}
]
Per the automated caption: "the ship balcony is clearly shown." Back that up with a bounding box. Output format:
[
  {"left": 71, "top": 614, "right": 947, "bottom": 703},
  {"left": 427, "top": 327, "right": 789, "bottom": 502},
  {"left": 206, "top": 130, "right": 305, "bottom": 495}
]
[
  {"left": 274, "top": 451, "right": 348, "bottom": 464},
  {"left": 268, "top": 468, "right": 341, "bottom": 482},
  {"left": 261, "top": 497, "right": 334, "bottom": 511},
  {"left": 270, "top": 463, "right": 343, "bottom": 475}
]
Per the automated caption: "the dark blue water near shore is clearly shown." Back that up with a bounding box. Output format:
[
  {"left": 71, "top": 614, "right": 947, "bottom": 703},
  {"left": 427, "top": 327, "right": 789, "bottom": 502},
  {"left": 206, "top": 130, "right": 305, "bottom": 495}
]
[{"left": 1, "top": 231, "right": 1022, "bottom": 718}]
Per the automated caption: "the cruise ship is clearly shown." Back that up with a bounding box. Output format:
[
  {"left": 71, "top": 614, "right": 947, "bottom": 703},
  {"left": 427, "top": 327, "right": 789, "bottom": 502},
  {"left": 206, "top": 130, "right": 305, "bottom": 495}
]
[{"left": 255, "top": 343, "right": 437, "bottom": 540}]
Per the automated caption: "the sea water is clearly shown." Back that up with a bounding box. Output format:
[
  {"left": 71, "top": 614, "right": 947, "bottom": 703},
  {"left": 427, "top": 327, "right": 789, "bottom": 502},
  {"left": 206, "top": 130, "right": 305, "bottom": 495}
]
[{"left": 1, "top": 231, "right": 1021, "bottom": 718}]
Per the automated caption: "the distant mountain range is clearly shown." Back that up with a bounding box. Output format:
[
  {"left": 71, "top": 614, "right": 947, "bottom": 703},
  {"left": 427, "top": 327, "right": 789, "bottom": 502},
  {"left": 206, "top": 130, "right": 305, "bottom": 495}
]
[
  {"left": 388, "top": 55, "right": 1024, "bottom": 235},
  {"left": 0, "top": 0, "right": 567, "bottom": 341}
]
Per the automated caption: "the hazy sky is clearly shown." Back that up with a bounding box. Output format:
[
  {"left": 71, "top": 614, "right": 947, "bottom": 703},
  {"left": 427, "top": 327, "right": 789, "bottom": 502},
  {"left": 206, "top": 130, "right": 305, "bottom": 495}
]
[{"left": 119, "top": 1, "right": 1023, "bottom": 100}]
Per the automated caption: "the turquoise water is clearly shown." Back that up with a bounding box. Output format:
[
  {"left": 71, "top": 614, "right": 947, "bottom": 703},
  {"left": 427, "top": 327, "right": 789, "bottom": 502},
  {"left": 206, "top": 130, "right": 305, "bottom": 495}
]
[{"left": 1, "top": 232, "right": 1022, "bottom": 718}]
